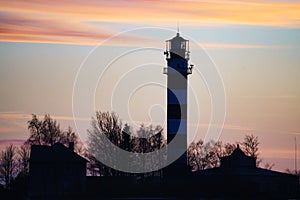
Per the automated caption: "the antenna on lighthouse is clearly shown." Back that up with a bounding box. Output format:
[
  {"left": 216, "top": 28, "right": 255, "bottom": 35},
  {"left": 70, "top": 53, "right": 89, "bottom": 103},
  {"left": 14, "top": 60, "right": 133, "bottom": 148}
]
[{"left": 177, "top": 22, "right": 180, "bottom": 36}]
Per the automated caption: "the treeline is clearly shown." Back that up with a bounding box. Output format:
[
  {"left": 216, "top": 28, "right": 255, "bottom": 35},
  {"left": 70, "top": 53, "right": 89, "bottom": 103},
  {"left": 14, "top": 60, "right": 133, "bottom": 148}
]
[
  {"left": 0, "top": 112, "right": 166, "bottom": 188},
  {"left": 87, "top": 111, "right": 165, "bottom": 176},
  {"left": 0, "top": 114, "right": 83, "bottom": 189},
  {"left": 188, "top": 134, "right": 263, "bottom": 171},
  {"left": 1, "top": 111, "right": 278, "bottom": 190},
  {"left": 0, "top": 144, "right": 30, "bottom": 189}
]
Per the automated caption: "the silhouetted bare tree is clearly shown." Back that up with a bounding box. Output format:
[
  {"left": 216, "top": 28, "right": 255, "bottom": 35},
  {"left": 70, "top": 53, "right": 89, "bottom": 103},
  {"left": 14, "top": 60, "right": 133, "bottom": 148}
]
[
  {"left": 131, "top": 124, "right": 165, "bottom": 177},
  {"left": 221, "top": 143, "right": 236, "bottom": 156},
  {"left": 132, "top": 124, "right": 165, "bottom": 153},
  {"left": 188, "top": 134, "right": 274, "bottom": 171},
  {"left": 188, "top": 140, "right": 237, "bottom": 171},
  {"left": 17, "top": 144, "right": 30, "bottom": 175},
  {"left": 27, "top": 114, "right": 43, "bottom": 145},
  {"left": 241, "top": 134, "right": 259, "bottom": 157},
  {"left": 0, "top": 145, "right": 17, "bottom": 188},
  {"left": 264, "top": 162, "right": 275, "bottom": 170},
  {"left": 240, "top": 134, "right": 261, "bottom": 166},
  {"left": 285, "top": 168, "right": 300, "bottom": 175},
  {"left": 87, "top": 111, "right": 165, "bottom": 176},
  {"left": 26, "top": 114, "right": 80, "bottom": 149},
  {"left": 87, "top": 111, "right": 123, "bottom": 176},
  {"left": 188, "top": 140, "right": 228, "bottom": 171},
  {"left": 27, "top": 114, "right": 60, "bottom": 145}
]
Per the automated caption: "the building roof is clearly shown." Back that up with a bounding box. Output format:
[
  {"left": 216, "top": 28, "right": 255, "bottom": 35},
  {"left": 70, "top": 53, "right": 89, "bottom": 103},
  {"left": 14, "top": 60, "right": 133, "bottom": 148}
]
[
  {"left": 220, "top": 144, "right": 256, "bottom": 169},
  {"left": 195, "top": 145, "right": 297, "bottom": 178},
  {"left": 171, "top": 33, "right": 185, "bottom": 41},
  {"left": 30, "top": 142, "right": 87, "bottom": 163}
]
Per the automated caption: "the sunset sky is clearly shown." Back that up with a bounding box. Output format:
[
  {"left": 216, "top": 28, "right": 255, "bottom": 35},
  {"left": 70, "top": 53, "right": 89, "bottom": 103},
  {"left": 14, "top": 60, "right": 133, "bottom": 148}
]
[{"left": 0, "top": 0, "right": 300, "bottom": 172}]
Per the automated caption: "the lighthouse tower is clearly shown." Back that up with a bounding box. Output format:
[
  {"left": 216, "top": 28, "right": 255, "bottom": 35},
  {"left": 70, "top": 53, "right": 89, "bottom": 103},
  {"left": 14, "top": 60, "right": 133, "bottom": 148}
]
[{"left": 164, "top": 31, "right": 193, "bottom": 174}]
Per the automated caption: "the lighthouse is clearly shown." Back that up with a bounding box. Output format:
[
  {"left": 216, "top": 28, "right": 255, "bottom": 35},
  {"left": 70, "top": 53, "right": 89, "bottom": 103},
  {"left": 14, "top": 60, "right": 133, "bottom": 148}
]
[{"left": 164, "top": 31, "right": 193, "bottom": 174}]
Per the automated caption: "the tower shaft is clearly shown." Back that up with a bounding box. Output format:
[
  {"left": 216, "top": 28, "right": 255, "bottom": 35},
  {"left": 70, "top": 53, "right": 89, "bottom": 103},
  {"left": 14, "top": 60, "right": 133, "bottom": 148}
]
[
  {"left": 167, "top": 67, "right": 188, "bottom": 165},
  {"left": 164, "top": 32, "right": 192, "bottom": 172}
]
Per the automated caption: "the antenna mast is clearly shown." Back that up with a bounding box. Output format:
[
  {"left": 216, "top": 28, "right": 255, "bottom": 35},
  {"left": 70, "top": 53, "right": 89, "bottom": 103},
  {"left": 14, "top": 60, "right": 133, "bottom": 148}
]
[{"left": 295, "top": 136, "right": 297, "bottom": 173}]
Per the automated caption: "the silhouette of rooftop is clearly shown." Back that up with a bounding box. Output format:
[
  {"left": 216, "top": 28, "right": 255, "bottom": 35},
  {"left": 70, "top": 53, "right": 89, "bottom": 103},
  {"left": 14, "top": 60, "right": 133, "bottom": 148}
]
[
  {"left": 220, "top": 144, "right": 256, "bottom": 169},
  {"left": 30, "top": 142, "right": 87, "bottom": 163}
]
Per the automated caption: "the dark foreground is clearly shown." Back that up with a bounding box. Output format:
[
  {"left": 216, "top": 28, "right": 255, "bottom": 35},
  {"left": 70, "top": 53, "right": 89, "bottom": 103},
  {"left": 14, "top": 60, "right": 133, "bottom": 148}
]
[{"left": 1, "top": 173, "right": 299, "bottom": 200}]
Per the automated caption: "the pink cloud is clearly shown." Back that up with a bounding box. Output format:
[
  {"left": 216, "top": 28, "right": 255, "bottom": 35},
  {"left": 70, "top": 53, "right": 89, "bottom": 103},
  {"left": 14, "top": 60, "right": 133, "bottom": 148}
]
[
  {"left": 0, "top": 126, "right": 22, "bottom": 133},
  {"left": 0, "top": 12, "right": 116, "bottom": 45},
  {"left": 1, "top": 0, "right": 300, "bottom": 44},
  {"left": 0, "top": 139, "right": 25, "bottom": 146}
]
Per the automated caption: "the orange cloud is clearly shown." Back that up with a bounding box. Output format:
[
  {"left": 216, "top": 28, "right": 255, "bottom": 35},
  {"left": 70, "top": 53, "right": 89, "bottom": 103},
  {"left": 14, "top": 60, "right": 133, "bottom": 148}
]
[
  {"left": 1, "top": 0, "right": 299, "bottom": 25},
  {"left": 0, "top": 112, "right": 31, "bottom": 120},
  {"left": 0, "top": 0, "right": 299, "bottom": 44},
  {"left": 0, "top": 12, "right": 118, "bottom": 45},
  {"left": 0, "top": 112, "right": 89, "bottom": 122}
]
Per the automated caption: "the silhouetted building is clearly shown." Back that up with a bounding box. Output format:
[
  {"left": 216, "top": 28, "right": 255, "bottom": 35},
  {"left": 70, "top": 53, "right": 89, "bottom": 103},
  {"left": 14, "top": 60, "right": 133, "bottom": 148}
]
[
  {"left": 164, "top": 31, "right": 193, "bottom": 176},
  {"left": 192, "top": 145, "right": 300, "bottom": 199},
  {"left": 28, "top": 142, "right": 87, "bottom": 199}
]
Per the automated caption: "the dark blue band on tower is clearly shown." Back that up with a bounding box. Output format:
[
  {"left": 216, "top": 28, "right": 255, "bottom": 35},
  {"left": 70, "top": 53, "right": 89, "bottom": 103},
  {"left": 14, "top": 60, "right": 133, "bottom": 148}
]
[
  {"left": 167, "top": 104, "right": 187, "bottom": 119},
  {"left": 167, "top": 89, "right": 187, "bottom": 104},
  {"left": 167, "top": 119, "right": 187, "bottom": 135}
]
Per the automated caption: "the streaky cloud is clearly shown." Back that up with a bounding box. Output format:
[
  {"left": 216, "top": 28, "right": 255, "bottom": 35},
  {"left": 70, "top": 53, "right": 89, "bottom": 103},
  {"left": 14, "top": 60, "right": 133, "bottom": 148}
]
[
  {"left": 0, "top": 111, "right": 90, "bottom": 121},
  {"left": 0, "top": 139, "right": 25, "bottom": 146},
  {"left": 1, "top": 0, "right": 300, "bottom": 44}
]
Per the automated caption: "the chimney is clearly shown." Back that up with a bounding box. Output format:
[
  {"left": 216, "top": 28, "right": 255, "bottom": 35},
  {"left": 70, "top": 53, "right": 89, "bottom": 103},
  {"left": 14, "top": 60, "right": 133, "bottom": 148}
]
[{"left": 69, "top": 142, "right": 74, "bottom": 152}]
